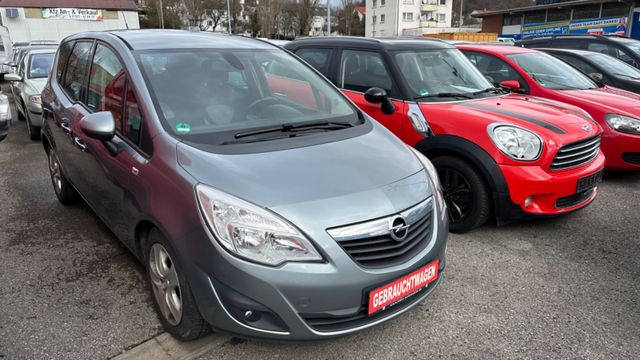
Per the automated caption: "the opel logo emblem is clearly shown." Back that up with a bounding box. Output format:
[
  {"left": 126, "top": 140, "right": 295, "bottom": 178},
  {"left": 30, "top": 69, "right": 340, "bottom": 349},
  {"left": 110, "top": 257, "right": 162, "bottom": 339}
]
[
  {"left": 389, "top": 216, "right": 410, "bottom": 242},
  {"left": 582, "top": 124, "right": 590, "bottom": 132}
]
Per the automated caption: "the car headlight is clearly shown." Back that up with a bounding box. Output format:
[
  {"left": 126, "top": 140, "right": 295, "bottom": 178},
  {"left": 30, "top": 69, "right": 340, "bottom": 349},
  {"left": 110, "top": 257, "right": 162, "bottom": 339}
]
[
  {"left": 605, "top": 114, "right": 640, "bottom": 135},
  {"left": 409, "top": 147, "right": 445, "bottom": 214},
  {"left": 196, "top": 184, "right": 322, "bottom": 266},
  {"left": 29, "top": 95, "right": 41, "bottom": 105},
  {"left": 488, "top": 124, "right": 543, "bottom": 161}
]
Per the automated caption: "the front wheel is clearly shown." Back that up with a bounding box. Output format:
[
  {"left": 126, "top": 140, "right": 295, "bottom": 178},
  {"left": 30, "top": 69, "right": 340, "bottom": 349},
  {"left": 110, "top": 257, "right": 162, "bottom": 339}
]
[
  {"left": 432, "top": 156, "right": 491, "bottom": 233},
  {"left": 146, "top": 229, "right": 210, "bottom": 340},
  {"left": 26, "top": 111, "right": 40, "bottom": 141},
  {"left": 48, "top": 150, "right": 78, "bottom": 204}
]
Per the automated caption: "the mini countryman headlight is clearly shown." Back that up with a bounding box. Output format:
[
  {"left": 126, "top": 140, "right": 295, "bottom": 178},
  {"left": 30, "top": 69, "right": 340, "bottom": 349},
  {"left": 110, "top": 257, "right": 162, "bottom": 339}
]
[
  {"left": 605, "top": 114, "right": 640, "bottom": 135},
  {"left": 196, "top": 184, "right": 322, "bottom": 266},
  {"left": 488, "top": 124, "right": 543, "bottom": 161},
  {"left": 29, "top": 95, "right": 42, "bottom": 104},
  {"left": 409, "top": 147, "right": 445, "bottom": 214}
]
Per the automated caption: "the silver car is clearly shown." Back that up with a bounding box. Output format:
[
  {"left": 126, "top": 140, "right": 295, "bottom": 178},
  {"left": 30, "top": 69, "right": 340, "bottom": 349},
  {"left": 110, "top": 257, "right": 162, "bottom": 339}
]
[
  {"left": 42, "top": 30, "right": 448, "bottom": 341},
  {"left": 6, "top": 48, "right": 56, "bottom": 140}
]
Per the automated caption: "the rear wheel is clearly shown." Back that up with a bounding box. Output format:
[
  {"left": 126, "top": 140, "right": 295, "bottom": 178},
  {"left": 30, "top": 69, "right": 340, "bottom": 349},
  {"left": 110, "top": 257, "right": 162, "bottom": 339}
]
[
  {"left": 48, "top": 150, "right": 78, "bottom": 204},
  {"left": 146, "top": 229, "right": 210, "bottom": 340},
  {"left": 432, "top": 156, "right": 491, "bottom": 233},
  {"left": 25, "top": 111, "right": 40, "bottom": 141}
]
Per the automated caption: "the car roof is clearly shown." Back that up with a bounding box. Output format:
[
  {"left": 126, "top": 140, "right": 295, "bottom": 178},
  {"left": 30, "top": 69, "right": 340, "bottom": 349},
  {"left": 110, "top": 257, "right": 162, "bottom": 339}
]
[
  {"left": 67, "top": 29, "right": 278, "bottom": 51},
  {"left": 25, "top": 48, "right": 57, "bottom": 55},
  {"left": 287, "top": 36, "right": 454, "bottom": 50},
  {"left": 456, "top": 44, "right": 534, "bottom": 55},
  {"left": 535, "top": 48, "right": 597, "bottom": 56}
]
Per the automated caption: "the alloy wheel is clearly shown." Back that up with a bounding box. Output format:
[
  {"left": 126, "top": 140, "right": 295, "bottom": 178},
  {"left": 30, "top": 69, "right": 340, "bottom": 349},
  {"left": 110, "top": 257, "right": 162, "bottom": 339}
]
[
  {"left": 148, "top": 243, "right": 183, "bottom": 326},
  {"left": 48, "top": 152, "right": 63, "bottom": 195},
  {"left": 438, "top": 168, "right": 473, "bottom": 224}
]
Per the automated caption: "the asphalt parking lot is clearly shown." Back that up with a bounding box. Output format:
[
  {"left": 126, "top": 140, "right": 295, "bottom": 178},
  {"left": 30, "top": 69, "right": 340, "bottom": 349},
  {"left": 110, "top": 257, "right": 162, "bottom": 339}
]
[{"left": 1, "top": 83, "right": 639, "bottom": 359}]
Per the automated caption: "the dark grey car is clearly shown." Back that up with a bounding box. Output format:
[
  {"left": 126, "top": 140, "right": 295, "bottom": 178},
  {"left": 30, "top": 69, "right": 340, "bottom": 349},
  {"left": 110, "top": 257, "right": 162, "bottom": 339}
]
[{"left": 41, "top": 30, "right": 448, "bottom": 341}]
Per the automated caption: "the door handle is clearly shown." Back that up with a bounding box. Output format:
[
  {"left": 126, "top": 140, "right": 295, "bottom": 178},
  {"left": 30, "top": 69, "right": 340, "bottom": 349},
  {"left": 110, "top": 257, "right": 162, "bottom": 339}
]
[
  {"left": 60, "top": 122, "right": 71, "bottom": 133},
  {"left": 74, "top": 137, "right": 86, "bottom": 151}
]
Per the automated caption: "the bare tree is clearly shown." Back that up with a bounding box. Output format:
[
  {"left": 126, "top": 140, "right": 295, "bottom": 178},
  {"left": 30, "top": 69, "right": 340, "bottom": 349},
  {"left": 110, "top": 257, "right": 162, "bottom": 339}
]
[
  {"left": 259, "top": 0, "right": 283, "bottom": 38},
  {"left": 182, "top": 0, "right": 227, "bottom": 31},
  {"left": 340, "top": 0, "right": 356, "bottom": 36},
  {"left": 294, "top": 0, "right": 319, "bottom": 37}
]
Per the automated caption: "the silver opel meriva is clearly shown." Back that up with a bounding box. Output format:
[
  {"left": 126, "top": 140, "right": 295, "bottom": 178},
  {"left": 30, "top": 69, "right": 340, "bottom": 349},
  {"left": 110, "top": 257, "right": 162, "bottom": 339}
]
[{"left": 40, "top": 30, "right": 448, "bottom": 341}]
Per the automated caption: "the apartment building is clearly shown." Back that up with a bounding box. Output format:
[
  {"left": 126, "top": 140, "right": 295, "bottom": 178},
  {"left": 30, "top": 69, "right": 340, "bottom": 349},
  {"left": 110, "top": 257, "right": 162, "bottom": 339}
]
[{"left": 366, "top": 0, "right": 452, "bottom": 37}]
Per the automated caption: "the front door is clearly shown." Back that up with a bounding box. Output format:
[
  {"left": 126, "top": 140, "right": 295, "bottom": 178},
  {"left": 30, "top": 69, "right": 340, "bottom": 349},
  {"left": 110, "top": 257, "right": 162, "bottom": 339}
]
[{"left": 336, "top": 49, "right": 407, "bottom": 137}]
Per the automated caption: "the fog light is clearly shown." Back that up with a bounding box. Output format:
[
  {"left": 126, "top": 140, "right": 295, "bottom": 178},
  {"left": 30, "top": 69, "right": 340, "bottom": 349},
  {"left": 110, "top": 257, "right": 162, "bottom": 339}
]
[
  {"left": 524, "top": 196, "right": 533, "bottom": 208},
  {"left": 243, "top": 310, "right": 261, "bottom": 322}
]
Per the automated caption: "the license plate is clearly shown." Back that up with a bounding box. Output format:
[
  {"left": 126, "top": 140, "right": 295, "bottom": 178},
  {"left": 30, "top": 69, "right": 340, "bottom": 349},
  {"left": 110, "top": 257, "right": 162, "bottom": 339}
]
[
  {"left": 576, "top": 170, "right": 603, "bottom": 193},
  {"left": 368, "top": 260, "right": 439, "bottom": 315}
]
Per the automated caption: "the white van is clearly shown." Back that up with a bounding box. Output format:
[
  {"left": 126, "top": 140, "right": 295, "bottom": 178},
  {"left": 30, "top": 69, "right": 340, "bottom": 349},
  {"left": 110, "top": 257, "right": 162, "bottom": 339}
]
[{"left": 0, "top": 26, "right": 13, "bottom": 76}]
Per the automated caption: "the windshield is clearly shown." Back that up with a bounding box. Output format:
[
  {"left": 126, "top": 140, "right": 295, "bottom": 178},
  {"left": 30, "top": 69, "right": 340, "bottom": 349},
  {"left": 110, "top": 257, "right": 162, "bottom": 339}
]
[
  {"left": 28, "top": 53, "right": 54, "bottom": 79},
  {"left": 138, "top": 49, "right": 357, "bottom": 144},
  {"left": 394, "top": 49, "right": 495, "bottom": 100},
  {"left": 587, "top": 52, "right": 640, "bottom": 79},
  {"left": 508, "top": 52, "right": 597, "bottom": 90}
]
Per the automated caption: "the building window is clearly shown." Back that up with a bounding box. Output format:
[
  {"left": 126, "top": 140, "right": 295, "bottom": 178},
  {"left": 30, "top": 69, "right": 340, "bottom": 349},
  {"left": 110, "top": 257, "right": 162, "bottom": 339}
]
[
  {"left": 372, "top": 15, "right": 377, "bottom": 24},
  {"left": 547, "top": 8, "right": 571, "bottom": 22},
  {"left": 381, "top": 0, "right": 385, "bottom": 6},
  {"left": 503, "top": 13, "right": 522, "bottom": 26},
  {"left": 403, "top": 0, "right": 414, "bottom": 4},
  {"left": 572, "top": 4, "right": 601, "bottom": 20},
  {"left": 403, "top": 12, "right": 414, "bottom": 22},
  {"left": 523, "top": 10, "right": 546, "bottom": 25},
  {"left": 439, "top": 0, "right": 446, "bottom": 5},
  {"left": 437, "top": 13, "right": 445, "bottom": 22},
  {"left": 380, "top": 14, "right": 385, "bottom": 23},
  {"left": 372, "top": 0, "right": 377, "bottom": 7},
  {"left": 601, "top": 2, "right": 629, "bottom": 18}
]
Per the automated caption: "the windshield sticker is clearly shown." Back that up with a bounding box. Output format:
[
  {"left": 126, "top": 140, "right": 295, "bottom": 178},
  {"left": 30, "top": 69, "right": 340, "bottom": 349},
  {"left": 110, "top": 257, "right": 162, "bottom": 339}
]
[
  {"left": 176, "top": 123, "right": 192, "bottom": 133},
  {"left": 419, "top": 89, "right": 429, "bottom": 96}
]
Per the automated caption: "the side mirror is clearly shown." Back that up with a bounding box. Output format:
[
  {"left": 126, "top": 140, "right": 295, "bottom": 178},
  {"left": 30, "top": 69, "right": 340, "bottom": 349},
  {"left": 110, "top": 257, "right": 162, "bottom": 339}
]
[
  {"left": 79, "top": 111, "right": 115, "bottom": 141},
  {"left": 364, "top": 87, "right": 396, "bottom": 115},
  {"left": 4, "top": 73, "right": 21, "bottom": 82},
  {"left": 499, "top": 80, "right": 521, "bottom": 92},
  {"left": 589, "top": 72, "right": 604, "bottom": 82}
]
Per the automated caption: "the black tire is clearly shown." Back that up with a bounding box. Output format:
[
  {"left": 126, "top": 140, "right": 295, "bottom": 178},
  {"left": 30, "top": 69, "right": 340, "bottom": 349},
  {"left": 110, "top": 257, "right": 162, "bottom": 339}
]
[
  {"left": 16, "top": 101, "right": 25, "bottom": 121},
  {"left": 26, "top": 111, "right": 40, "bottom": 141},
  {"left": 145, "top": 229, "right": 210, "bottom": 341},
  {"left": 432, "top": 156, "right": 491, "bottom": 233},
  {"left": 47, "top": 149, "right": 79, "bottom": 205}
]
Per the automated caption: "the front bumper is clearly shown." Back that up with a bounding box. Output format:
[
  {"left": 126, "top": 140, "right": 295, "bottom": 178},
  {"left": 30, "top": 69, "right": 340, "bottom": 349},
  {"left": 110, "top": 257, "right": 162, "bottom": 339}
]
[
  {"left": 601, "top": 130, "right": 640, "bottom": 170},
  {"left": 186, "top": 202, "right": 448, "bottom": 340},
  {"left": 27, "top": 103, "right": 43, "bottom": 127},
  {"left": 498, "top": 151, "right": 605, "bottom": 217}
]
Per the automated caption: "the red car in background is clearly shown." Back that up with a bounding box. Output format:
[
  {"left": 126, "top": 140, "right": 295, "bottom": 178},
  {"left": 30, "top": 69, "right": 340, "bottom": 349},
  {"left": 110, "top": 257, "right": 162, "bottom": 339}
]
[
  {"left": 459, "top": 44, "right": 640, "bottom": 170},
  {"left": 285, "top": 38, "right": 605, "bottom": 232}
]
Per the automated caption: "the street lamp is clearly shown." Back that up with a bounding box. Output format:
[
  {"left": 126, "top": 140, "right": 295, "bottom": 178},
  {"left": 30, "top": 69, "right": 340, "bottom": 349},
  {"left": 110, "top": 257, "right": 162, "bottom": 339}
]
[
  {"left": 227, "top": 0, "right": 232, "bottom": 34},
  {"left": 159, "top": 0, "right": 165, "bottom": 28}
]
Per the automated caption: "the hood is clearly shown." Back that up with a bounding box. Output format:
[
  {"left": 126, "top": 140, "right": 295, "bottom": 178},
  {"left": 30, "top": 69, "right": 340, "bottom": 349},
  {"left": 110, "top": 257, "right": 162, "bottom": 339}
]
[
  {"left": 25, "top": 78, "right": 47, "bottom": 95},
  {"left": 419, "top": 94, "right": 600, "bottom": 144},
  {"left": 177, "top": 121, "right": 430, "bottom": 228},
  {"left": 556, "top": 86, "right": 640, "bottom": 115}
]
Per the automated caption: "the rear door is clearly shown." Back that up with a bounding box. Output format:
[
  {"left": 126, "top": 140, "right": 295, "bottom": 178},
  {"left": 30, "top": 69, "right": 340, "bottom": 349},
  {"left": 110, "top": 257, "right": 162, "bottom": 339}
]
[{"left": 334, "top": 49, "right": 407, "bottom": 136}]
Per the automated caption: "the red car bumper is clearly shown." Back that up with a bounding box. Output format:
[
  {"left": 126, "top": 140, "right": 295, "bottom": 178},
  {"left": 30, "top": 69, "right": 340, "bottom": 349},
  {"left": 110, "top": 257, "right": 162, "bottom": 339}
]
[
  {"left": 499, "top": 152, "right": 606, "bottom": 215},
  {"left": 601, "top": 130, "right": 640, "bottom": 170}
]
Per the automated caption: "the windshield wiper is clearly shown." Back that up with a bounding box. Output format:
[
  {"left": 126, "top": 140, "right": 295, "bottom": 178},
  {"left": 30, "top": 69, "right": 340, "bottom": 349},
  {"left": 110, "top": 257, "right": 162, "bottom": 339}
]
[
  {"left": 472, "top": 87, "right": 507, "bottom": 95},
  {"left": 413, "top": 92, "right": 473, "bottom": 100},
  {"left": 234, "top": 120, "right": 354, "bottom": 139}
]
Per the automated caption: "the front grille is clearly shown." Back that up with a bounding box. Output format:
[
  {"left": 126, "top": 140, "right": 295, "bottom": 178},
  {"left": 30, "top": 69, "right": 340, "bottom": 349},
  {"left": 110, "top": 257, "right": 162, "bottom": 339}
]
[
  {"left": 622, "top": 152, "right": 640, "bottom": 165},
  {"left": 551, "top": 136, "right": 600, "bottom": 170},
  {"left": 327, "top": 198, "right": 433, "bottom": 268},
  {"left": 300, "top": 275, "right": 440, "bottom": 332},
  {"left": 576, "top": 170, "right": 603, "bottom": 193},
  {"left": 556, "top": 188, "right": 596, "bottom": 209}
]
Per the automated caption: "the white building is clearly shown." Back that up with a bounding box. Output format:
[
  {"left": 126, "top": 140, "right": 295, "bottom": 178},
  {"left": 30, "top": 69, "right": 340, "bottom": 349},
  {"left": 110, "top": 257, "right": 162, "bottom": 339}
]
[
  {"left": 0, "top": 0, "right": 140, "bottom": 43},
  {"left": 366, "top": 0, "right": 452, "bottom": 37}
]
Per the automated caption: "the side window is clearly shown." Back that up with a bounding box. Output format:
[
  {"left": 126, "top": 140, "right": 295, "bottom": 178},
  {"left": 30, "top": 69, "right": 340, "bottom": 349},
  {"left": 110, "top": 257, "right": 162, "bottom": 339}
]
[
  {"left": 18, "top": 55, "right": 27, "bottom": 78},
  {"left": 63, "top": 41, "right": 93, "bottom": 102},
  {"left": 296, "top": 48, "right": 332, "bottom": 77},
  {"left": 612, "top": 47, "right": 634, "bottom": 64},
  {"left": 554, "top": 54, "right": 598, "bottom": 75},
  {"left": 56, "top": 41, "right": 74, "bottom": 82},
  {"left": 586, "top": 42, "right": 617, "bottom": 56},
  {"left": 338, "top": 50, "right": 393, "bottom": 96},
  {"left": 87, "top": 44, "right": 125, "bottom": 113},
  {"left": 123, "top": 83, "right": 143, "bottom": 145},
  {"left": 553, "top": 40, "right": 585, "bottom": 50},
  {"left": 463, "top": 51, "right": 529, "bottom": 92}
]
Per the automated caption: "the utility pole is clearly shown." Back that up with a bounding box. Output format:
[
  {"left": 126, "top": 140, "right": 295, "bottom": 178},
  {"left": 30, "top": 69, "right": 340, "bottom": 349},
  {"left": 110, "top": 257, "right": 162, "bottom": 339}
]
[
  {"left": 227, "top": 0, "right": 232, "bottom": 33},
  {"left": 458, "top": 0, "right": 463, "bottom": 29},
  {"left": 159, "top": 0, "right": 164, "bottom": 28},
  {"left": 327, "top": 0, "right": 331, "bottom": 36}
]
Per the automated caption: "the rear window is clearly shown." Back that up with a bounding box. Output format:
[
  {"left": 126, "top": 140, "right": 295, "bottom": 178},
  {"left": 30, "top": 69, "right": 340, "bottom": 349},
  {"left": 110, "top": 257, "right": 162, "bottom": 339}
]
[
  {"left": 63, "top": 42, "right": 93, "bottom": 102},
  {"left": 28, "top": 53, "right": 55, "bottom": 79},
  {"left": 56, "top": 41, "right": 74, "bottom": 82}
]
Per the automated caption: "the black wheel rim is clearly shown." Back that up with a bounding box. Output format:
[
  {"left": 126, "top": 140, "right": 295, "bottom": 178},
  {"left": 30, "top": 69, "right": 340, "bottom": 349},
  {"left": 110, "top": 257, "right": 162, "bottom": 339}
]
[{"left": 438, "top": 168, "right": 473, "bottom": 224}]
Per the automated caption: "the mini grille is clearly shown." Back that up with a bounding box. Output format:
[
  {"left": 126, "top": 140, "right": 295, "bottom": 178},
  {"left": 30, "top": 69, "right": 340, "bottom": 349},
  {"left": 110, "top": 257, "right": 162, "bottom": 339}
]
[
  {"left": 622, "top": 152, "right": 640, "bottom": 165},
  {"left": 551, "top": 136, "right": 600, "bottom": 170},
  {"left": 556, "top": 188, "right": 596, "bottom": 209}
]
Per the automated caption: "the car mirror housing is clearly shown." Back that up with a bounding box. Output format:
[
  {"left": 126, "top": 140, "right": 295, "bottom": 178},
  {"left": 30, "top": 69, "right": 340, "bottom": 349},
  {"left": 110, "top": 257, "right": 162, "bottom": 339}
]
[
  {"left": 80, "top": 111, "right": 116, "bottom": 141},
  {"left": 589, "top": 73, "right": 604, "bottom": 82},
  {"left": 364, "top": 87, "right": 396, "bottom": 115},
  {"left": 499, "top": 80, "right": 521, "bottom": 92},
  {"left": 4, "top": 73, "right": 21, "bottom": 82}
]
